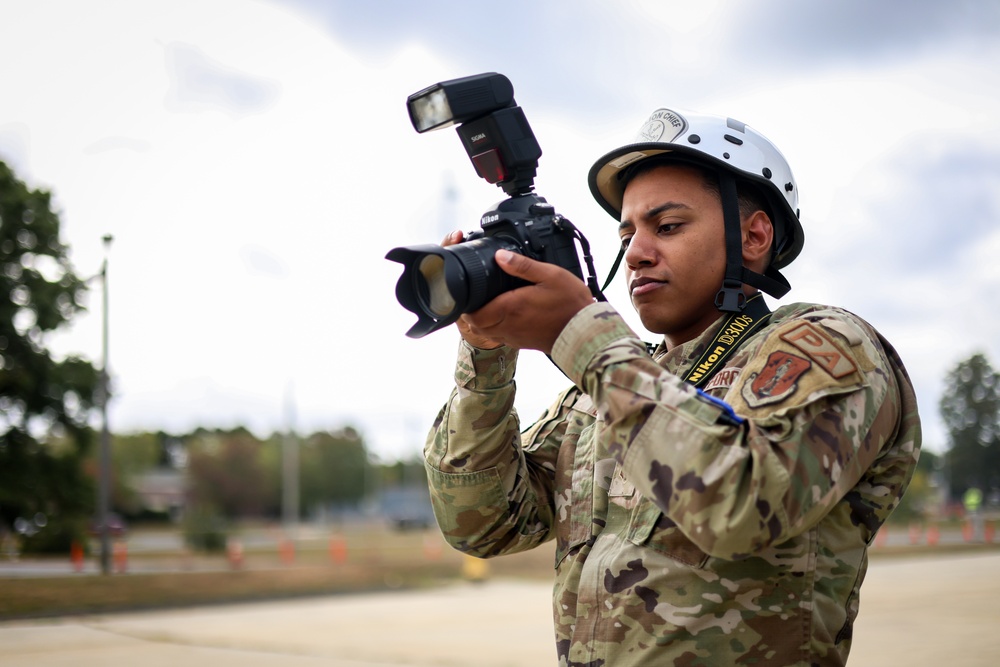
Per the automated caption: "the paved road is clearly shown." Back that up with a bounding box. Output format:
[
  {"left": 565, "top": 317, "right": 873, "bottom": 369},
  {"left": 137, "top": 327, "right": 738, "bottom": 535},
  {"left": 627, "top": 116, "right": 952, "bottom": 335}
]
[{"left": 2, "top": 552, "right": 998, "bottom": 666}]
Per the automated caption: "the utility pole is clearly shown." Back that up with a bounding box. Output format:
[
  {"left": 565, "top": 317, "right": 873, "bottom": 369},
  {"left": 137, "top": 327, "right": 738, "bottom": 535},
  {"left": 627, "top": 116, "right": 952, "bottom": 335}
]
[
  {"left": 282, "top": 383, "right": 299, "bottom": 534},
  {"left": 97, "top": 234, "right": 114, "bottom": 575}
]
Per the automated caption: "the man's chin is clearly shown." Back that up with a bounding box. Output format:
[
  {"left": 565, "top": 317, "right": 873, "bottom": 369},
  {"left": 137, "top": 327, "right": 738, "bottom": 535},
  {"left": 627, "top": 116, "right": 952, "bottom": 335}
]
[{"left": 634, "top": 309, "right": 670, "bottom": 336}]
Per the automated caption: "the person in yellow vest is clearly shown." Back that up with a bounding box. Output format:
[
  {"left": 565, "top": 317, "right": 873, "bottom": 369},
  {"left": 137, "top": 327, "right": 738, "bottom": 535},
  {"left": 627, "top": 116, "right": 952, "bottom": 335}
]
[{"left": 964, "top": 487, "right": 984, "bottom": 542}]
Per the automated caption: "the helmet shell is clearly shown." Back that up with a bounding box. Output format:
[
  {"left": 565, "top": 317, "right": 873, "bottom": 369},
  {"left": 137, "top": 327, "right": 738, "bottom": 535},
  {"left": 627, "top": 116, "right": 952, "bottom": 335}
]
[{"left": 589, "top": 108, "right": 804, "bottom": 269}]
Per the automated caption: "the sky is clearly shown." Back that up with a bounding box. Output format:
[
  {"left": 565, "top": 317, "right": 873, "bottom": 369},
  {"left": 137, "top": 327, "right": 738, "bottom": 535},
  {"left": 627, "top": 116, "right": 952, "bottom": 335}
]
[{"left": 1, "top": 0, "right": 998, "bottom": 460}]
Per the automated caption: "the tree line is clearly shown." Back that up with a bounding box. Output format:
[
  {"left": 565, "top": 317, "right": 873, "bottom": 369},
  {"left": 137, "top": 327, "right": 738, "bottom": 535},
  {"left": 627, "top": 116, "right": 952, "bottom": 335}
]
[{"left": 1, "top": 159, "right": 997, "bottom": 554}]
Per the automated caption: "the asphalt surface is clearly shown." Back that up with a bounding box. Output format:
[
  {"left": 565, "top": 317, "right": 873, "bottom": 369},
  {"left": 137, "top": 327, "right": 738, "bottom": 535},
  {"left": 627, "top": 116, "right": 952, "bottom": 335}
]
[{"left": 2, "top": 552, "right": 998, "bottom": 666}]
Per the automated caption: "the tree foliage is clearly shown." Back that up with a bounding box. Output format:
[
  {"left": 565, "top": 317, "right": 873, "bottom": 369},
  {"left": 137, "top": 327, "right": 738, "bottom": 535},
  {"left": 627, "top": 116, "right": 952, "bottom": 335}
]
[
  {"left": 0, "top": 161, "right": 99, "bottom": 552},
  {"left": 299, "top": 427, "right": 370, "bottom": 511},
  {"left": 164, "top": 426, "right": 379, "bottom": 523},
  {"left": 940, "top": 352, "right": 1000, "bottom": 498},
  {"left": 186, "top": 429, "right": 275, "bottom": 518}
]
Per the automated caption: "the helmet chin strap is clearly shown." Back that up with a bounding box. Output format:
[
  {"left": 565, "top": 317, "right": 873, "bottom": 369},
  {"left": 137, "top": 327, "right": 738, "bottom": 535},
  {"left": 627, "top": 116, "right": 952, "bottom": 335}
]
[
  {"left": 714, "top": 171, "right": 747, "bottom": 312},
  {"left": 601, "top": 170, "right": 792, "bottom": 305},
  {"left": 716, "top": 170, "right": 791, "bottom": 310}
]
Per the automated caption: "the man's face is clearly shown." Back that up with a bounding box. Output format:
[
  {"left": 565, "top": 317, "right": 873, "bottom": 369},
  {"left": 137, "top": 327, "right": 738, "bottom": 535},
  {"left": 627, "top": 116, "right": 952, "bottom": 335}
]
[{"left": 618, "top": 164, "right": 727, "bottom": 346}]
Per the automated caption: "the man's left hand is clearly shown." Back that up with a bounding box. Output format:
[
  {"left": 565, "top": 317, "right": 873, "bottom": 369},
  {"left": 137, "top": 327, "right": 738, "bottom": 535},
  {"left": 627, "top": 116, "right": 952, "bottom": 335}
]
[{"left": 463, "top": 249, "right": 595, "bottom": 354}]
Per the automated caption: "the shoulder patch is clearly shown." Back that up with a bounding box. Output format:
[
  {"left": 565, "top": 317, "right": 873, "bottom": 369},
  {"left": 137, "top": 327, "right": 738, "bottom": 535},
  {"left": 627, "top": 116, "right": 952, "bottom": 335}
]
[
  {"left": 741, "top": 351, "right": 811, "bottom": 407},
  {"left": 726, "top": 317, "right": 869, "bottom": 418},
  {"left": 779, "top": 322, "right": 857, "bottom": 379}
]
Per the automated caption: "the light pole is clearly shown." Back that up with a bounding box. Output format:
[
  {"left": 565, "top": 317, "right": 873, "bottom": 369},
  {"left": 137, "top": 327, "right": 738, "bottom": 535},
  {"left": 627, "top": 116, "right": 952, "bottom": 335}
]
[
  {"left": 97, "top": 234, "right": 113, "bottom": 575},
  {"left": 282, "top": 383, "right": 299, "bottom": 535}
]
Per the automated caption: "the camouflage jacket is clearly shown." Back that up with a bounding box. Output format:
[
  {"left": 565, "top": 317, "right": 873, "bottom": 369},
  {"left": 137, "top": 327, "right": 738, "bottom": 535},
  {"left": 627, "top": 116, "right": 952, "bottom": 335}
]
[{"left": 424, "top": 301, "right": 921, "bottom": 666}]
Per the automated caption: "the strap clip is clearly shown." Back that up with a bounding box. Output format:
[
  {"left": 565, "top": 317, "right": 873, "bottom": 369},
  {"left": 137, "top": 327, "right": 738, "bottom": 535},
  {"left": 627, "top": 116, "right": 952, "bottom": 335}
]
[{"left": 714, "top": 280, "right": 746, "bottom": 312}]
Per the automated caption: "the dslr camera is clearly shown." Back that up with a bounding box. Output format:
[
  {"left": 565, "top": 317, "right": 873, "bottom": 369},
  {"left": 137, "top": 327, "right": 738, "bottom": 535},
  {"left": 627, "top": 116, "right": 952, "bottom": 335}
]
[{"left": 386, "top": 72, "right": 603, "bottom": 338}]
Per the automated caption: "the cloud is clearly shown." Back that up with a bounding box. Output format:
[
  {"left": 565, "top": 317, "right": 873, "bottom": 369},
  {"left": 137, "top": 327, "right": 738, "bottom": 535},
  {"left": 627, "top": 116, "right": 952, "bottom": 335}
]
[
  {"left": 82, "top": 137, "right": 153, "bottom": 155},
  {"left": 818, "top": 136, "right": 1000, "bottom": 275},
  {"left": 722, "top": 0, "right": 1000, "bottom": 67},
  {"left": 0, "top": 122, "right": 32, "bottom": 176},
  {"left": 271, "top": 0, "right": 644, "bottom": 119},
  {"left": 163, "top": 42, "right": 282, "bottom": 117},
  {"left": 240, "top": 244, "right": 291, "bottom": 279}
]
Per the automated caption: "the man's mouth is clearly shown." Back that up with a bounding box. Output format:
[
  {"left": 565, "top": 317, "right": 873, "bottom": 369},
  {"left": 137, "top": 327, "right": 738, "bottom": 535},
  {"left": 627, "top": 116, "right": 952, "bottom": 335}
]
[{"left": 630, "top": 277, "right": 667, "bottom": 297}]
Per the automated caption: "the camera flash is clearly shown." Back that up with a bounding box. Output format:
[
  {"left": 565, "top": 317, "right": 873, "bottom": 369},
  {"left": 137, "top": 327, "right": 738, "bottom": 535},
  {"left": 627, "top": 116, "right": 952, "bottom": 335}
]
[{"left": 410, "top": 87, "right": 455, "bottom": 133}]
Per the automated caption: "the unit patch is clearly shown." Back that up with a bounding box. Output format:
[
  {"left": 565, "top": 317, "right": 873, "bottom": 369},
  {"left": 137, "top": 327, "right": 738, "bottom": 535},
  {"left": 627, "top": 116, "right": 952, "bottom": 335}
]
[
  {"left": 779, "top": 322, "right": 857, "bottom": 379},
  {"left": 741, "top": 351, "right": 811, "bottom": 407}
]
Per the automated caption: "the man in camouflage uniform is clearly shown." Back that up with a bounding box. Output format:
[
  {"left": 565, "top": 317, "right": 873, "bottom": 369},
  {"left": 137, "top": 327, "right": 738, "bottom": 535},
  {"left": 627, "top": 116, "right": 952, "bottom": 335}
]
[{"left": 423, "top": 107, "right": 921, "bottom": 666}]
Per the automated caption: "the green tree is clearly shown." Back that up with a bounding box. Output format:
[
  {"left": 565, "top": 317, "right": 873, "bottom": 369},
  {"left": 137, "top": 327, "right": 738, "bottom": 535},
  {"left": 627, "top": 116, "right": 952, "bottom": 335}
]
[
  {"left": 186, "top": 428, "right": 273, "bottom": 518},
  {"left": 940, "top": 352, "right": 1000, "bottom": 499},
  {"left": 105, "top": 431, "right": 168, "bottom": 517},
  {"left": 0, "top": 161, "right": 99, "bottom": 553},
  {"left": 299, "top": 427, "right": 370, "bottom": 514}
]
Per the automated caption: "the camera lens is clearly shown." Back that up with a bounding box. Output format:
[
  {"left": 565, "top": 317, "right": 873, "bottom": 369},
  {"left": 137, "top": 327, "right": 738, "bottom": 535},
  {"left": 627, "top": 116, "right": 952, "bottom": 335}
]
[
  {"left": 416, "top": 254, "right": 456, "bottom": 317},
  {"left": 386, "top": 236, "right": 522, "bottom": 338}
]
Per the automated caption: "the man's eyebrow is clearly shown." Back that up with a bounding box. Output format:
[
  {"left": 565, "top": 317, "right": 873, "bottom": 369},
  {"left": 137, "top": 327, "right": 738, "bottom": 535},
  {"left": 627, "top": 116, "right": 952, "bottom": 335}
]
[{"left": 619, "top": 201, "right": 692, "bottom": 231}]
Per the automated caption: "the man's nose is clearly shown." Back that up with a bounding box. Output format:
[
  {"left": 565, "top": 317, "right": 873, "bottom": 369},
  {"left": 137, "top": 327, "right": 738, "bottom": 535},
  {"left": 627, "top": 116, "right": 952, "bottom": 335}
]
[{"left": 624, "top": 229, "right": 656, "bottom": 269}]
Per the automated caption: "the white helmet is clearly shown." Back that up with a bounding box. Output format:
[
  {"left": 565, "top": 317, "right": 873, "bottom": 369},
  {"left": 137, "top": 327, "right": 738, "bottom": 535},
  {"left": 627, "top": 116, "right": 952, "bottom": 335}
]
[{"left": 589, "top": 108, "right": 804, "bottom": 288}]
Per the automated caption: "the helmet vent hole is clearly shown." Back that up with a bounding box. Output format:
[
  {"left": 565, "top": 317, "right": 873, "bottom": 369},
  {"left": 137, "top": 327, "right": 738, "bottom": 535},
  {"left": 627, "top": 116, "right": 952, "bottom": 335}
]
[
  {"left": 785, "top": 182, "right": 794, "bottom": 192},
  {"left": 688, "top": 134, "right": 701, "bottom": 144},
  {"left": 762, "top": 167, "right": 772, "bottom": 179},
  {"left": 723, "top": 152, "right": 731, "bottom": 159}
]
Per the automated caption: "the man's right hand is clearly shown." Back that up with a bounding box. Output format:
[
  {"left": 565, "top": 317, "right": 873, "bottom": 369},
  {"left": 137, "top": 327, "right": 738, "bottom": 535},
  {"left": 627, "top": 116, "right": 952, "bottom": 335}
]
[{"left": 442, "top": 230, "right": 506, "bottom": 350}]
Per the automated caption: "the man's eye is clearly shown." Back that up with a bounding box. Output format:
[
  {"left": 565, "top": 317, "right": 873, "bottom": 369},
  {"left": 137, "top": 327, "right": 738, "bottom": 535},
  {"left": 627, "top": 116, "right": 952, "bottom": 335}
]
[{"left": 620, "top": 236, "right": 632, "bottom": 250}]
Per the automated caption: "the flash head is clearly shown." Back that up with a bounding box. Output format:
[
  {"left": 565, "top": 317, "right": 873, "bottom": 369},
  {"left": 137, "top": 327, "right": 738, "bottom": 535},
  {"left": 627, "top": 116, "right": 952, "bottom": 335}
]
[
  {"left": 407, "top": 73, "right": 515, "bottom": 133},
  {"left": 388, "top": 73, "right": 602, "bottom": 340},
  {"left": 407, "top": 72, "right": 540, "bottom": 197}
]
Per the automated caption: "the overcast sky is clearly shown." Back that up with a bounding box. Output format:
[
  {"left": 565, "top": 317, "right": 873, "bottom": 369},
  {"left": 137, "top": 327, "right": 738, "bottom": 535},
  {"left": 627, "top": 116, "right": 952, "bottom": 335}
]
[{"left": 1, "top": 0, "right": 998, "bottom": 460}]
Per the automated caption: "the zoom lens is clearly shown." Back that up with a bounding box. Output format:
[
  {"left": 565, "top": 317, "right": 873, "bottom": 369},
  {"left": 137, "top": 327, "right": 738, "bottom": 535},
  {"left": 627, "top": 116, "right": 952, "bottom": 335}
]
[{"left": 386, "top": 236, "right": 521, "bottom": 338}]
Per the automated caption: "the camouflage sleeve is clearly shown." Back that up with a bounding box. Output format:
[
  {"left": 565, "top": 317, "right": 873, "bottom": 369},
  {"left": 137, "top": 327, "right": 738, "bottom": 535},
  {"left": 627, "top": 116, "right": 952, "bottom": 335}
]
[
  {"left": 423, "top": 338, "right": 567, "bottom": 557},
  {"left": 551, "top": 302, "right": 914, "bottom": 560}
]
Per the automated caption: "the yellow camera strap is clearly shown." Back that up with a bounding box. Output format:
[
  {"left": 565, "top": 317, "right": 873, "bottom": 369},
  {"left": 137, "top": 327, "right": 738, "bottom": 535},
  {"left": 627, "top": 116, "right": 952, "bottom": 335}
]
[{"left": 682, "top": 293, "right": 771, "bottom": 389}]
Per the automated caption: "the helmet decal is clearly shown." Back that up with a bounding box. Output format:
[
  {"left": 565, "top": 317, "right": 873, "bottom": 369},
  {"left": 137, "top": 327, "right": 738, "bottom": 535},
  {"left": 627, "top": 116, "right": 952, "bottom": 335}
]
[{"left": 635, "top": 109, "right": 687, "bottom": 143}]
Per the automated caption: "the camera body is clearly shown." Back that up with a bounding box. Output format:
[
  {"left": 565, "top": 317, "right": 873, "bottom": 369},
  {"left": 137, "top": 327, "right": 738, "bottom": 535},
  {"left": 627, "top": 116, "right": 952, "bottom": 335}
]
[
  {"left": 463, "top": 193, "right": 586, "bottom": 305},
  {"left": 386, "top": 72, "right": 600, "bottom": 339}
]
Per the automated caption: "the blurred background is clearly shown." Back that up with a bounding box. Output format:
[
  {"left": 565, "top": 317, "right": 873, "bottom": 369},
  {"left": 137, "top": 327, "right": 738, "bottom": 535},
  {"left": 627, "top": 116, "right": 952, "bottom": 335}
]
[{"left": 1, "top": 0, "right": 999, "bottom": 638}]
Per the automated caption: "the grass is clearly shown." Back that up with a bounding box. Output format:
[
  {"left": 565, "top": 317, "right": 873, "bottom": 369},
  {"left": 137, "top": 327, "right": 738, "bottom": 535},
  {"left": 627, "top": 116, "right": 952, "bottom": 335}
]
[
  {"left": 0, "top": 524, "right": 557, "bottom": 621},
  {"left": 4, "top": 521, "right": 998, "bottom": 622},
  {"left": 0, "top": 562, "right": 459, "bottom": 619}
]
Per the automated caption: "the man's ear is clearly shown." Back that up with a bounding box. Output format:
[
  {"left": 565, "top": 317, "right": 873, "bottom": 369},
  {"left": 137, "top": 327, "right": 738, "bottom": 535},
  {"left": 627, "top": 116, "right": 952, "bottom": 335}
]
[{"left": 742, "top": 210, "right": 774, "bottom": 272}]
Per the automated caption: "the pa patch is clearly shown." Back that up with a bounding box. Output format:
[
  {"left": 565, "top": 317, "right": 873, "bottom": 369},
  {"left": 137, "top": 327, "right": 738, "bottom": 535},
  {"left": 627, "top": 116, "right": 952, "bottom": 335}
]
[
  {"left": 741, "top": 351, "right": 811, "bottom": 407},
  {"left": 779, "top": 322, "right": 857, "bottom": 378}
]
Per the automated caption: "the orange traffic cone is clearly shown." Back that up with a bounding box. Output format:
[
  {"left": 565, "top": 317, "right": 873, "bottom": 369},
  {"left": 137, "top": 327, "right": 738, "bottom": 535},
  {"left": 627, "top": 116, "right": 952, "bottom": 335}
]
[
  {"left": 423, "top": 534, "right": 443, "bottom": 561},
  {"left": 279, "top": 538, "right": 295, "bottom": 565},
  {"left": 227, "top": 538, "right": 245, "bottom": 570},
  {"left": 70, "top": 540, "right": 85, "bottom": 572},
  {"left": 329, "top": 535, "right": 348, "bottom": 564},
  {"left": 112, "top": 541, "right": 128, "bottom": 573},
  {"left": 926, "top": 523, "right": 940, "bottom": 546}
]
